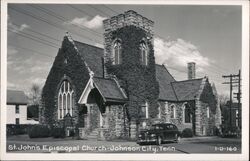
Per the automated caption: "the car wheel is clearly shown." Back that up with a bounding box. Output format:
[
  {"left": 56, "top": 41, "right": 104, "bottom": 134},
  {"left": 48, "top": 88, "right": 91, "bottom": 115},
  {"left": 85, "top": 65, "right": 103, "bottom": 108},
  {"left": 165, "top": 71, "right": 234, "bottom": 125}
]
[
  {"left": 175, "top": 134, "right": 181, "bottom": 143},
  {"left": 157, "top": 136, "right": 162, "bottom": 145}
]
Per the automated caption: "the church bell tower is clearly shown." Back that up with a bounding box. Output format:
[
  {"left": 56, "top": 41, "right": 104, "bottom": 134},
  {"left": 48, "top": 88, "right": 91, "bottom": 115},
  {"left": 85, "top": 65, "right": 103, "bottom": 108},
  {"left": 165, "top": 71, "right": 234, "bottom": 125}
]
[{"left": 102, "top": 10, "right": 159, "bottom": 120}]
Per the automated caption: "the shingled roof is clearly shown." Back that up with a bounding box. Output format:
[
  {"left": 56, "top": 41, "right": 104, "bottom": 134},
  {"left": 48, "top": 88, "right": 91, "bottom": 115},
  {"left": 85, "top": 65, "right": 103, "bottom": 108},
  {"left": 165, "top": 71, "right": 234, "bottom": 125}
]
[
  {"left": 71, "top": 40, "right": 204, "bottom": 102},
  {"left": 74, "top": 41, "right": 104, "bottom": 77},
  {"left": 7, "top": 90, "right": 28, "bottom": 105},
  {"left": 93, "top": 77, "right": 127, "bottom": 102},
  {"left": 172, "top": 78, "right": 203, "bottom": 101},
  {"left": 155, "top": 64, "right": 177, "bottom": 101}
]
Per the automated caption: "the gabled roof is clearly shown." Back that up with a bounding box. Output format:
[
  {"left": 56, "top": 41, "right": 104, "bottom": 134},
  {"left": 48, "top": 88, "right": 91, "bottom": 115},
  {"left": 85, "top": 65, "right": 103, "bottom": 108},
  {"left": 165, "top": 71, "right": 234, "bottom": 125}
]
[
  {"left": 74, "top": 41, "right": 104, "bottom": 77},
  {"left": 155, "top": 64, "right": 177, "bottom": 101},
  {"left": 7, "top": 90, "right": 28, "bottom": 105},
  {"left": 93, "top": 77, "right": 127, "bottom": 102},
  {"left": 70, "top": 39, "right": 205, "bottom": 102},
  {"left": 172, "top": 78, "right": 203, "bottom": 101}
]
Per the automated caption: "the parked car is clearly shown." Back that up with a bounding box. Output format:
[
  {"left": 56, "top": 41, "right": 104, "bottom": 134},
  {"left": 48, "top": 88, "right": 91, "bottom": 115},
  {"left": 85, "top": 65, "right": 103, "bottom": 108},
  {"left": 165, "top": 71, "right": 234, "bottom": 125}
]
[{"left": 137, "top": 123, "right": 181, "bottom": 145}]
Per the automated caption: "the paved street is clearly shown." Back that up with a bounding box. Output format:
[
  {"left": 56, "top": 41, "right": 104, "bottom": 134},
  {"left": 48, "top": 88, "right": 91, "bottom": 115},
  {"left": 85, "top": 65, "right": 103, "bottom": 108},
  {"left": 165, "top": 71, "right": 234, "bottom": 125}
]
[{"left": 7, "top": 135, "right": 241, "bottom": 153}]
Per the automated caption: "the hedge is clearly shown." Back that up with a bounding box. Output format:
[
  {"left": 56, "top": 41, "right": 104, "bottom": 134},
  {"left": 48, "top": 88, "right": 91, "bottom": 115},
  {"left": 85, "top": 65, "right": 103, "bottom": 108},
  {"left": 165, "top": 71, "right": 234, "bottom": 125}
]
[
  {"left": 7, "top": 124, "right": 34, "bottom": 136},
  {"left": 28, "top": 125, "right": 51, "bottom": 138},
  {"left": 51, "top": 127, "right": 65, "bottom": 138}
]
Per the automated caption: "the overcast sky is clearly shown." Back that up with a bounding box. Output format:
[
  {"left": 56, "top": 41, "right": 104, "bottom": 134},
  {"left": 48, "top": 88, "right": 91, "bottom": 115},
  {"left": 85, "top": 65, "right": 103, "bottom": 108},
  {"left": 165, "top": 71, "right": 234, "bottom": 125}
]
[{"left": 7, "top": 4, "right": 242, "bottom": 97}]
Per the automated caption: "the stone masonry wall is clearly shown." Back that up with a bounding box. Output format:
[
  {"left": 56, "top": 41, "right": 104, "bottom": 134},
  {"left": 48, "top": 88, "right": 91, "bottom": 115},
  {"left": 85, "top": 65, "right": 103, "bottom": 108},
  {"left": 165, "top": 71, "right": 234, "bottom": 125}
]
[
  {"left": 196, "top": 100, "right": 216, "bottom": 136},
  {"left": 103, "top": 10, "right": 154, "bottom": 79},
  {"left": 103, "top": 105, "right": 129, "bottom": 140},
  {"left": 158, "top": 101, "right": 193, "bottom": 132}
]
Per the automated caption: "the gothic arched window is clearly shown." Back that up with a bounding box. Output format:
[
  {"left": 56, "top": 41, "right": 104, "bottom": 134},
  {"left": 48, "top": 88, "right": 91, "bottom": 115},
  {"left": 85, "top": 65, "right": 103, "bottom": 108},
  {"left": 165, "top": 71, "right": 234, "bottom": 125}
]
[
  {"left": 113, "top": 40, "right": 122, "bottom": 65},
  {"left": 158, "top": 103, "right": 161, "bottom": 118},
  {"left": 58, "top": 80, "right": 74, "bottom": 120},
  {"left": 140, "top": 102, "right": 149, "bottom": 119},
  {"left": 183, "top": 103, "right": 191, "bottom": 123},
  {"left": 140, "top": 41, "right": 148, "bottom": 65},
  {"left": 207, "top": 106, "right": 210, "bottom": 118},
  {"left": 170, "top": 104, "right": 176, "bottom": 119}
]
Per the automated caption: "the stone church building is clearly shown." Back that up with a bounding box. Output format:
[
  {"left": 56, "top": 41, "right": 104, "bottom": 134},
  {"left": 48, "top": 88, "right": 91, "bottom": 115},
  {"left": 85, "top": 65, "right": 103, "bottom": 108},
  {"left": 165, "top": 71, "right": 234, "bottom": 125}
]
[{"left": 40, "top": 10, "right": 221, "bottom": 140}]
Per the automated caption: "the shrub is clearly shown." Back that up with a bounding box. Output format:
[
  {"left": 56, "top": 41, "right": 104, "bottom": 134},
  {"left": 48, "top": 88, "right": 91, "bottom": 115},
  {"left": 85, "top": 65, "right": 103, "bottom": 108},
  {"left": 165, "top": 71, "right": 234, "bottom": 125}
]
[
  {"left": 7, "top": 124, "right": 33, "bottom": 136},
  {"left": 69, "top": 129, "right": 75, "bottom": 137},
  {"left": 28, "top": 125, "right": 51, "bottom": 138},
  {"left": 213, "top": 126, "right": 221, "bottom": 136},
  {"left": 51, "top": 127, "right": 65, "bottom": 138},
  {"left": 181, "top": 128, "right": 193, "bottom": 138},
  {"left": 221, "top": 125, "right": 240, "bottom": 138}
]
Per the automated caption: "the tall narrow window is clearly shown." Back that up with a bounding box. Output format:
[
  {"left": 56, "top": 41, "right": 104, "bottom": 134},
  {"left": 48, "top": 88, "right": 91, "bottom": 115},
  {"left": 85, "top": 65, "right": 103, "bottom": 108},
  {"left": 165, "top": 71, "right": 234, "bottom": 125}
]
[
  {"left": 15, "top": 105, "right": 20, "bottom": 114},
  {"left": 58, "top": 80, "right": 74, "bottom": 120},
  {"left": 16, "top": 118, "right": 20, "bottom": 125},
  {"left": 184, "top": 103, "right": 191, "bottom": 123},
  {"left": 207, "top": 107, "right": 210, "bottom": 118},
  {"left": 158, "top": 104, "right": 161, "bottom": 118},
  {"left": 140, "top": 102, "right": 149, "bottom": 119},
  {"left": 170, "top": 104, "right": 176, "bottom": 119},
  {"left": 113, "top": 40, "right": 121, "bottom": 65},
  {"left": 140, "top": 41, "right": 148, "bottom": 65}
]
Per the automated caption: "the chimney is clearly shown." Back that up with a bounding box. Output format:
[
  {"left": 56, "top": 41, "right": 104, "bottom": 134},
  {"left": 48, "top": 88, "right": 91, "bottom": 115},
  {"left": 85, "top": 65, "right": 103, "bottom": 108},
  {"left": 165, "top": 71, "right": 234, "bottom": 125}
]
[{"left": 188, "top": 62, "right": 196, "bottom": 80}]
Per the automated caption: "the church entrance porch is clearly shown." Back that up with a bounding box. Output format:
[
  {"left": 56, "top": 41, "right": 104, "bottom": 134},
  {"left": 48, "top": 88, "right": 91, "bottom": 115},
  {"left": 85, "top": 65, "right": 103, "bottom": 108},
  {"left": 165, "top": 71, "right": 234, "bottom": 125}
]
[{"left": 81, "top": 103, "right": 107, "bottom": 140}]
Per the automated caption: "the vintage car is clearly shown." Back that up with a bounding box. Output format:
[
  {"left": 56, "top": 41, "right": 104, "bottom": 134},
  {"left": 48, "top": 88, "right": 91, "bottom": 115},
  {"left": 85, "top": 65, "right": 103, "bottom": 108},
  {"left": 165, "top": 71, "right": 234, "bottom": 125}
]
[{"left": 137, "top": 123, "right": 181, "bottom": 145}]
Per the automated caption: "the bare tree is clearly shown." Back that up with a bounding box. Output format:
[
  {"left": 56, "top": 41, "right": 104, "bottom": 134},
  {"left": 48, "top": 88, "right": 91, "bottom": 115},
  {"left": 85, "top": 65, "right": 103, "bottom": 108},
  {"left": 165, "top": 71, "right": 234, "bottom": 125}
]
[
  {"left": 218, "top": 94, "right": 229, "bottom": 106},
  {"left": 28, "top": 83, "right": 41, "bottom": 105}
]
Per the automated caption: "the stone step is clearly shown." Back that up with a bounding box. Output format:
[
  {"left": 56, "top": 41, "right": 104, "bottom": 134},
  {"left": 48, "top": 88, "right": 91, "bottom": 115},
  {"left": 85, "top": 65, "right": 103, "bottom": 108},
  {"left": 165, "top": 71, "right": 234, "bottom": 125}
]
[{"left": 86, "top": 129, "right": 99, "bottom": 139}]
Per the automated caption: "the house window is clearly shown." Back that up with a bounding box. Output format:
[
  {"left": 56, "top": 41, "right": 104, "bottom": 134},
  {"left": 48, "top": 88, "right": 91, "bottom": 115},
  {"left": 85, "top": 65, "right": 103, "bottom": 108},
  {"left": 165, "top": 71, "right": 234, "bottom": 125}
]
[
  {"left": 140, "top": 41, "right": 148, "bottom": 65},
  {"left": 15, "top": 105, "right": 19, "bottom": 114},
  {"left": 183, "top": 103, "right": 191, "bottom": 123},
  {"left": 113, "top": 40, "right": 122, "bottom": 65},
  {"left": 140, "top": 102, "right": 149, "bottom": 119},
  {"left": 235, "top": 110, "right": 239, "bottom": 127},
  {"left": 207, "top": 107, "right": 210, "bottom": 118},
  {"left": 16, "top": 118, "right": 20, "bottom": 125},
  {"left": 158, "top": 104, "right": 161, "bottom": 118},
  {"left": 170, "top": 104, "right": 176, "bottom": 119},
  {"left": 58, "top": 80, "right": 74, "bottom": 120}
]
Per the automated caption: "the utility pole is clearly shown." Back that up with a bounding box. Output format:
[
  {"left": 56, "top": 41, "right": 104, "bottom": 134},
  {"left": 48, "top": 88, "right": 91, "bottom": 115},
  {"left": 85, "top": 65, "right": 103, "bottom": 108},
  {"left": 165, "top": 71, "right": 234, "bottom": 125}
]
[
  {"left": 234, "top": 70, "right": 241, "bottom": 128},
  {"left": 238, "top": 70, "right": 241, "bottom": 128},
  {"left": 222, "top": 71, "right": 241, "bottom": 128}
]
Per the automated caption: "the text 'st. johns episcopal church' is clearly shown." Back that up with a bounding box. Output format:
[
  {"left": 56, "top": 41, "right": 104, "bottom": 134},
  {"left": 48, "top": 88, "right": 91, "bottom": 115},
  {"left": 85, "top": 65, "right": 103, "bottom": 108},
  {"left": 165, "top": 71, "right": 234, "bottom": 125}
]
[{"left": 40, "top": 10, "right": 221, "bottom": 140}]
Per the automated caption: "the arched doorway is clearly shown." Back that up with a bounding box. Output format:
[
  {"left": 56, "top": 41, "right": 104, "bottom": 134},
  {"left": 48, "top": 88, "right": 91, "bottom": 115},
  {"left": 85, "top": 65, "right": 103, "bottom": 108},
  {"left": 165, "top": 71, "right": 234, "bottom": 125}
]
[{"left": 84, "top": 88, "right": 105, "bottom": 131}]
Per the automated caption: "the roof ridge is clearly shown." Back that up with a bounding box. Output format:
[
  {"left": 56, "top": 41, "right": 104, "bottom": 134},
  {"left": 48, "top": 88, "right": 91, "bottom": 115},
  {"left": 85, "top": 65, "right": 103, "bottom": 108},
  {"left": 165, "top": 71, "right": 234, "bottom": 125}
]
[
  {"left": 65, "top": 33, "right": 94, "bottom": 76},
  {"left": 173, "top": 78, "right": 204, "bottom": 83},
  {"left": 161, "top": 64, "right": 176, "bottom": 82},
  {"left": 170, "top": 82, "right": 179, "bottom": 101}
]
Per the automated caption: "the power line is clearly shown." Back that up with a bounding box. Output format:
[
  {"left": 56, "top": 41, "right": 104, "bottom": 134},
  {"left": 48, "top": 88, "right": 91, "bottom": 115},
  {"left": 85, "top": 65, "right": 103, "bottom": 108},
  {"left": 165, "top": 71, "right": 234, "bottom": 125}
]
[
  {"left": 167, "top": 65, "right": 223, "bottom": 83},
  {"left": 9, "top": 6, "right": 103, "bottom": 45},
  {"left": 8, "top": 29, "right": 59, "bottom": 49},
  {"left": 10, "top": 5, "right": 232, "bottom": 77},
  {"left": 98, "top": 6, "right": 231, "bottom": 74},
  {"left": 29, "top": 4, "right": 103, "bottom": 37},
  {"left": 9, "top": 43, "right": 56, "bottom": 58},
  {"left": 67, "top": 4, "right": 95, "bottom": 17},
  {"left": 87, "top": 5, "right": 110, "bottom": 17},
  {"left": 222, "top": 71, "right": 241, "bottom": 128},
  {"left": 9, "top": 28, "right": 60, "bottom": 47},
  {"left": 103, "top": 5, "right": 120, "bottom": 15}
]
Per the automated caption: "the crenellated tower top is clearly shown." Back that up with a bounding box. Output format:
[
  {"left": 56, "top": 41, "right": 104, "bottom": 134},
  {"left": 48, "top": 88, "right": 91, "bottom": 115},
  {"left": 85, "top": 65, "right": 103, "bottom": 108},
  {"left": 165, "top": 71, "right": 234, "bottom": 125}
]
[{"left": 103, "top": 10, "right": 154, "bottom": 35}]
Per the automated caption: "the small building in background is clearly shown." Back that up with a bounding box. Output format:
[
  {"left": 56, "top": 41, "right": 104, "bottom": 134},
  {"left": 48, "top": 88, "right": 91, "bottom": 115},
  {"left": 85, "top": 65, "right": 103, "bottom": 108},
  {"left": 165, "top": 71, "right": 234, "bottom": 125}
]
[
  {"left": 221, "top": 101, "right": 241, "bottom": 128},
  {"left": 7, "top": 90, "right": 39, "bottom": 125}
]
